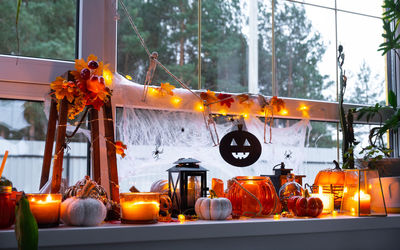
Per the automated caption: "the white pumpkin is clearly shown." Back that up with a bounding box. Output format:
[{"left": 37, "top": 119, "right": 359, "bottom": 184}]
[
  {"left": 150, "top": 180, "right": 168, "bottom": 194},
  {"left": 195, "top": 197, "right": 232, "bottom": 220},
  {"left": 61, "top": 197, "right": 106, "bottom": 226},
  {"left": 60, "top": 179, "right": 107, "bottom": 226}
]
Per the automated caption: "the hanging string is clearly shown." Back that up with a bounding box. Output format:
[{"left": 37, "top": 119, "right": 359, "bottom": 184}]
[{"left": 119, "top": 0, "right": 151, "bottom": 57}]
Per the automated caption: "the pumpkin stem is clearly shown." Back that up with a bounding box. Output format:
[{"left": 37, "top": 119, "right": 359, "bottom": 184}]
[
  {"left": 210, "top": 189, "right": 218, "bottom": 199},
  {"left": 79, "top": 180, "right": 96, "bottom": 199},
  {"left": 333, "top": 160, "right": 341, "bottom": 170},
  {"left": 304, "top": 189, "right": 310, "bottom": 198}
]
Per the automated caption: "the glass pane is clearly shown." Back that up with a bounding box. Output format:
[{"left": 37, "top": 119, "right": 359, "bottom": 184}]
[
  {"left": 0, "top": 99, "right": 88, "bottom": 193},
  {"left": 353, "top": 124, "right": 388, "bottom": 160},
  {"left": 299, "top": 0, "right": 335, "bottom": 8},
  {"left": 117, "top": 0, "right": 198, "bottom": 89},
  {"left": 338, "top": 12, "right": 386, "bottom": 105},
  {"left": 0, "top": 0, "right": 77, "bottom": 61},
  {"left": 274, "top": 2, "right": 336, "bottom": 101},
  {"left": 337, "top": 0, "right": 383, "bottom": 17},
  {"left": 201, "top": 0, "right": 250, "bottom": 93}
]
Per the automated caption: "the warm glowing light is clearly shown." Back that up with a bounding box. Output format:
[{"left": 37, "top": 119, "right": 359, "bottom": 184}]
[
  {"left": 178, "top": 214, "right": 185, "bottom": 223},
  {"left": 279, "top": 109, "right": 289, "bottom": 115},
  {"left": 344, "top": 187, "right": 348, "bottom": 193},
  {"left": 242, "top": 113, "right": 249, "bottom": 119},
  {"left": 46, "top": 194, "right": 52, "bottom": 202},
  {"left": 332, "top": 210, "right": 338, "bottom": 217},
  {"left": 31, "top": 198, "right": 35, "bottom": 202},
  {"left": 195, "top": 103, "right": 204, "bottom": 112},
  {"left": 126, "top": 75, "right": 133, "bottom": 80},
  {"left": 369, "top": 184, "right": 372, "bottom": 189},
  {"left": 148, "top": 87, "right": 159, "bottom": 96},
  {"left": 319, "top": 186, "right": 323, "bottom": 194},
  {"left": 273, "top": 214, "right": 281, "bottom": 220},
  {"left": 298, "top": 104, "right": 309, "bottom": 111},
  {"left": 312, "top": 186, "right": 334, "bottom": 214},
  {"left": 171, "top": 96, "right": 182, "bottom": 106},
  {"left": 219, "top": 109, "right": 227, "bottom": 116},
  {"left": 351, "top": 207, "right": 356, "bottom": 216},
  {"left": 103, "top": 68, "right": 113, "bottom": 86}
]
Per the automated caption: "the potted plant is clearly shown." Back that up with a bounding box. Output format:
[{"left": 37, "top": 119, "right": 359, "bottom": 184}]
[{"left": 352, "top": 0, "right": 400, "bottom": 177}]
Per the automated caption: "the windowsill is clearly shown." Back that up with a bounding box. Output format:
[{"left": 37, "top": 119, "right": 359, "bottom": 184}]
[{"left": 1, "top": 214, "right": 400, "bottom": 250}]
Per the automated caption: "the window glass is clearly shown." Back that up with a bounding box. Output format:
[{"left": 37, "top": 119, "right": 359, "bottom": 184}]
[
  {"left": 117, "top": 0, "right": 198, "bottom": 89},
  {"left": 337, "top": 0, "right": 382, "bottom": 17},
  {"left": 274, "top": 1, "right": 336, "bottom": 101},
  {"left": 0, "top": 99, "right": 88, "bottom": 193},
  {"left": 0, "top": 0, "right": 77, "bottom": 61},
  {"left": 337, "top": 12, "right": 385, "bottom": 105},
  {"left": 299, "top": 0, "right": 335, "bottom": 8}
]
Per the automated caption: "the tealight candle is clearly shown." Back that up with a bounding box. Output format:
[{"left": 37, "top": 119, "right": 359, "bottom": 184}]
[
  {"left": 352, "top": 191, "right": 371, "bottom": 215},
  {"left": 120, "top": 192, "right": 161, "bottom": 224},
  {"left": 27, "top": 194, "right": 61, "bottom": 227}
]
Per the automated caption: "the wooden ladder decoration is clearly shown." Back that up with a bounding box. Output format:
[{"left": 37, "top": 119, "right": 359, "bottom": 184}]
[{"left": 39, "top": 72, "right": 120, "bottom": 203}]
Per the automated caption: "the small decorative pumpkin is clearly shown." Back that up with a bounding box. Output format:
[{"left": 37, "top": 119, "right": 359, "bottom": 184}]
[
  {"left": 287, "top": 190, "right": 323, "bottom": 217},
  {"left": 219, "top": 124, "right": 262, "bottom": 167},
  {"left": 150, "top": 180, "right": 168, "bottom": 194},
  {"left": 195, "top": 190, "right": 232, "bottom": 220},
  {"left": 63, "top": 176, "right": 108, "bottom": 201},
  {"left": 61, "top": 180, "right": 107, "bottom": 226}
]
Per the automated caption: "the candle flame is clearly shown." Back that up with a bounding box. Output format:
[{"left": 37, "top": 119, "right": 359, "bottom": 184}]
[
  {"left": 31, "top": 198, "right": 35, "bottom": 202},
  {"left": 46, "top": 194, "right": 52, "bottom": 202},
  {"left": 319, "top": 186, "right": 323, "bottom": 195}
]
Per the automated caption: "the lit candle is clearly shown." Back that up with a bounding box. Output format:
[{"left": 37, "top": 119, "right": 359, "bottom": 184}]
[
  {"left": 311, "top": 186, "right": 334, "bottom": 214},
  {"left": 120, "top": 193, "right": 161, "bottom": 224},
  {"left": 242, "top": 181, "right": 260, "bottom": 214},
  {"left": 27, "top": 194, "right": 61, "bottom": 227},
  {"left": 121, "top": 201, "right": 159, "bottom": 223},
  {"left": 353, "top": 191, "right": 371, "bottom": 215}
]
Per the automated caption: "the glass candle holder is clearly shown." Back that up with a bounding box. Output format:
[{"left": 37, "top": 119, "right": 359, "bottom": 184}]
[
  {"left": 227, "top": 176, "right": 277, "bottom": 217},
  {"left": 120, "top": 192, "right": 169, "bottom": 224},
  {"left": 0, "top": 186, "right": 15, "bottom": 229},
  {"left": 27, "top": 194, "right": 61, "bottom": 228}
]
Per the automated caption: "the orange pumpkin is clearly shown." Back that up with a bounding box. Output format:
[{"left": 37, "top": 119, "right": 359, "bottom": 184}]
[{"left": 313, "top": 161, "right": 344, "bottom": 209}]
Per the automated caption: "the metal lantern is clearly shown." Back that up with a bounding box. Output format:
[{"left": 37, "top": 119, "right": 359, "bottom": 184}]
[
  {"left": 167, "top": 158, "right": 208, "bottom": 216},
  {"left": 261, "top": 162, "right": 306, "bottom": 193}
]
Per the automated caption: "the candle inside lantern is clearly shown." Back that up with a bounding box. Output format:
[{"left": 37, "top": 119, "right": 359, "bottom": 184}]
[
  {"left": 311, "top": 186, "right": 334, "bottom": 214},
  {"left": 27, "top": 194, "right": 61, "bottom": 227},
  {"left": 353, "top": 191, "right": 371, "bottom": 215},
  {"left": 120, "top": 192, "right": 161, "bottom": 224}
]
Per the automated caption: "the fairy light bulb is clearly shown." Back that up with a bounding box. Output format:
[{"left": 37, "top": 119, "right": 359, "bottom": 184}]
[
  {"left": 171, "top": 96, "right": 182, "bottom": 106},
  {"left": 280, "top": 109, "right": 289, "bottom": 116},
  {"left": 195, "top": 103, "right": 204, "bottom": 112},
  {"left": 125, "top": 75, "right": 133, "bottom": 80},
  {"left": 103, "top": 68, "right": 113, "bottom": 87},
  {"left": 178, "top": 214, "right": 185, "bottom": 223}
]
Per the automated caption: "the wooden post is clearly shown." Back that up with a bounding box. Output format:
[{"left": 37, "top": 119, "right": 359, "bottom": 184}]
[
  {"left": 50, "top": 98, "right": 69, "bottom": 193},
  {"left": 90, "top": 108, "right": 101, "bottom": 184},
  {"left": 102, "top": 100, "right": 119, "bottom": 203},
  {"left": 40, "top": 98, "right": 58, "bottom": 189}
]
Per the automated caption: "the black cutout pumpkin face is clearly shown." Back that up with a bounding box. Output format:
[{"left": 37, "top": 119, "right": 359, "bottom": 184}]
[{"left": 219, "top": 126, "right": 262, "bottom": 167}]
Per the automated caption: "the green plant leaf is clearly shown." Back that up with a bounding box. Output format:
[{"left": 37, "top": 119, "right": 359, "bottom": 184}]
[{"left": 388, "top": 90, "right": 397, "bottom": 108}]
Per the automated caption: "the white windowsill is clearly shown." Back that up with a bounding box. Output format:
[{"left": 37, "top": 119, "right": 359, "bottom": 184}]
[{"left": 1, "top": 214, "right": 399, "bottom": 250}]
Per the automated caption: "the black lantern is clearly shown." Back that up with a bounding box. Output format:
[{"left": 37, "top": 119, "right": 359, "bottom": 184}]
[
  {"left": 261, "top": 162, "right": 306, "bottom": 193},
  {"left": 167, "top": 158, "right": 208, "bottom": 216}
]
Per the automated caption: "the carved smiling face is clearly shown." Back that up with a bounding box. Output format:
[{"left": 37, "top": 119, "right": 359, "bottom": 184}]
[{"left": 219, "top": 129, "right": 262, "bottom": 167}]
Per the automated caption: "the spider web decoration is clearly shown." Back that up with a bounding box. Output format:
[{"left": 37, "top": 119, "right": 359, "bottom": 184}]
[{"left": 116, "top": 105, "right": 312, "bottom": 192}]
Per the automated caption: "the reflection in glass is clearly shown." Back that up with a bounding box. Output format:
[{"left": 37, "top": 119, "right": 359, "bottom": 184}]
[
  {"left": 0, "top": 100, "right": 87, "bottom": 193},
  {"left": 0, "top": 0, "right": 76, "bottom": 61}
]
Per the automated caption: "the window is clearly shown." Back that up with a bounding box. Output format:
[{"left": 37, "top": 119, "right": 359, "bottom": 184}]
[{"left": 0, "top": 0, "right": 77, "bottom": 61}]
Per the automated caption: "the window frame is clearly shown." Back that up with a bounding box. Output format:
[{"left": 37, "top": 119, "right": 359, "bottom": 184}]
[{"left": 0, "top": 0, "right": 393, "bottom": 189}]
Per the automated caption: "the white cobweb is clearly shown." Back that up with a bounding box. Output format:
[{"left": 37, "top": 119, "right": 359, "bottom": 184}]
[{"left": 116, "top": 107, "right": 312, "bottom": 192}]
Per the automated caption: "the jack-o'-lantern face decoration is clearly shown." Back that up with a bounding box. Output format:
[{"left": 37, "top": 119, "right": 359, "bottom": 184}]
[{"left": 219, "top": 125, "right": 262, "bottom": 167}]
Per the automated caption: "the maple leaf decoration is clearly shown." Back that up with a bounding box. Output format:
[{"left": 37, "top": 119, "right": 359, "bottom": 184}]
[
  {"left": 115, "top": 141, "right": 127, "bottom": 158},
  {"left": 237, "top": 94, "right": 254, "bottom": 108},
  {"left": 217, "top": 93, "right": 234, "bottom": 108},
  {"left": 270, "top": 96, "right": 285, "bottom": 113},
  {"left": 158, "top": 83, "right": 176, "bottom": 96},
  {"left": 200, "top": 90, "right": 218, "bottom": 105}
]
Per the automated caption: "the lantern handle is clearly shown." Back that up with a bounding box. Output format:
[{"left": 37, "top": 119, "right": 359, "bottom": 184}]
[{"left": 272, "top": 162, "right": 285, "bottom": 170}]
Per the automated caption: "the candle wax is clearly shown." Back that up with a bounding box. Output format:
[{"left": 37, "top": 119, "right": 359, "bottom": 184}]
[
  {"left": 121, "top": 201, "right": 159, "bottom": 222},
  {"left": 28, "top": 196, "right": 60, "bottom": 225}
]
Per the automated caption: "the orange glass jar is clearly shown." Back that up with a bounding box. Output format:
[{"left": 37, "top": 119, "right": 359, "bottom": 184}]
[
  {"left": 0, "top": 186, "right": 15, "bottom": 229},
  {"left": 227, "top": 176, "right": 277, "bottom": 217}
]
